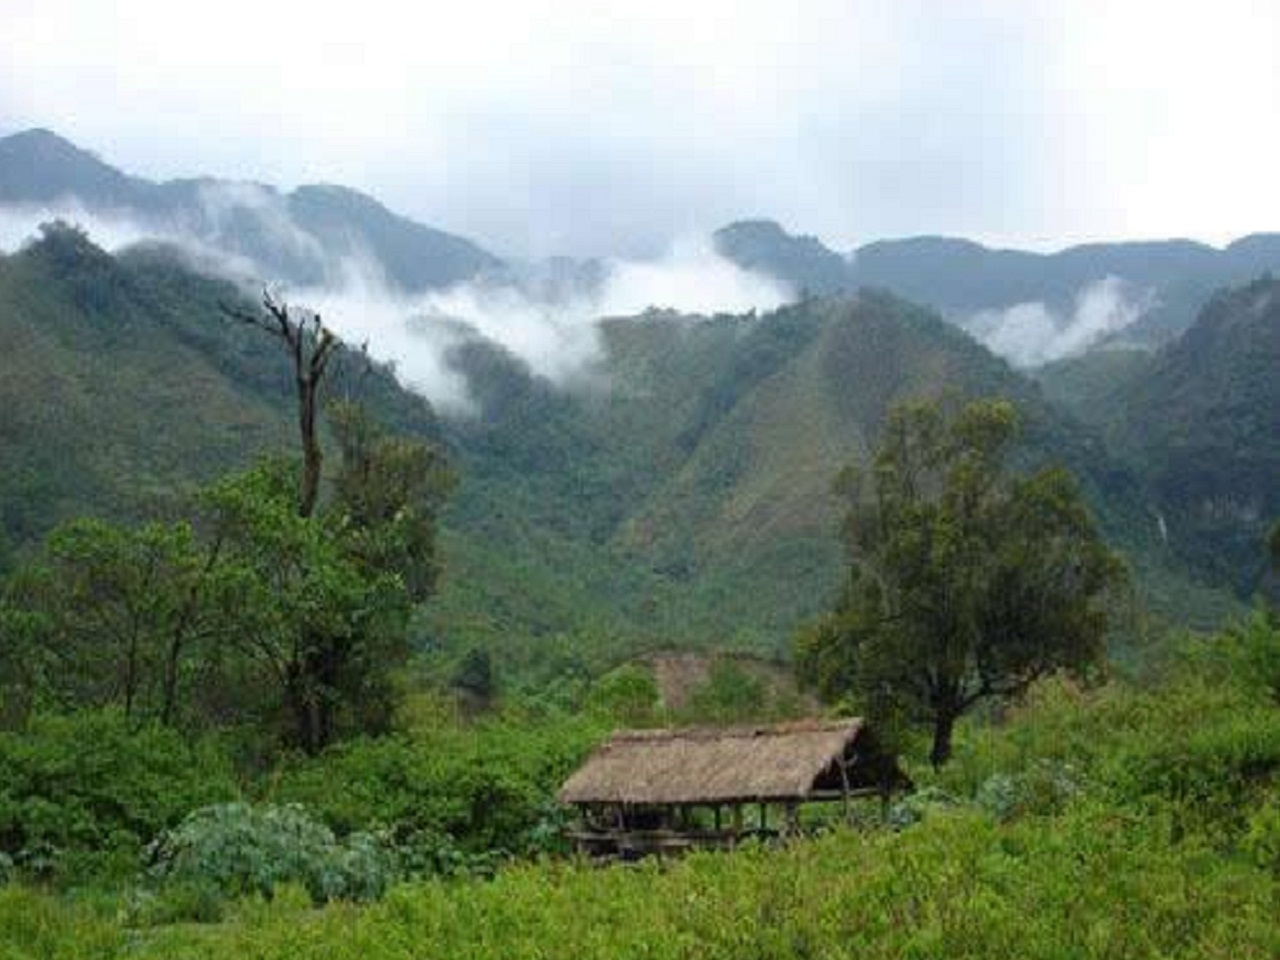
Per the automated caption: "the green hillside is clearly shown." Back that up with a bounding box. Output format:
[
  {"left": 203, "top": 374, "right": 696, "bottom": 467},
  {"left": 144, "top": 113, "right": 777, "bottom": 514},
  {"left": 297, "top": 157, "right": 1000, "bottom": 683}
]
[
  {"left": 1035, "top": 279, "right": 1280, "bottom": 596},
  {"left": 0, "top": 224, "right": 440, "bottom": 548},
  {"left": 1116, "top": 280, "right": 1280, "bottom": 590},
  {"left": 0, "top": 227, "right": 1238, "bottom": 671}
]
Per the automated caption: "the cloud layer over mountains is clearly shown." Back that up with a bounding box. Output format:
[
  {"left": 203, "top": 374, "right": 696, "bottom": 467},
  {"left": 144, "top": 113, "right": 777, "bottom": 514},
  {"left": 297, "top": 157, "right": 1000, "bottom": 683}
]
[{"left": 0, "top": 200, "right": 793, "bottom": 412}]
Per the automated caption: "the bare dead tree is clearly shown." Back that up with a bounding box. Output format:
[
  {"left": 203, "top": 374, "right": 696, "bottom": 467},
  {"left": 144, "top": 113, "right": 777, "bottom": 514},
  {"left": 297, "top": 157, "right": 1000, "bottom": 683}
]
[{"left": 222, "top": 290, "right": 339, "bottom": 518}]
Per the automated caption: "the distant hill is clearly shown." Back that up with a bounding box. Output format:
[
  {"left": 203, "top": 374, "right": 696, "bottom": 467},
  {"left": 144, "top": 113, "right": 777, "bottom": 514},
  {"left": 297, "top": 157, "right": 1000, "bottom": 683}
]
[
  {"left": 714, "top": 218, "right": 1280, "bottom": 351},
  {"left": 713, "top": 220, "right": 850, "bottom": 295},
  {"left": 0, "top": 128, "right": 500, "bottom": 291},
  {"left": 1036, "top": 277, "right": 1280, "bottom": 597}
]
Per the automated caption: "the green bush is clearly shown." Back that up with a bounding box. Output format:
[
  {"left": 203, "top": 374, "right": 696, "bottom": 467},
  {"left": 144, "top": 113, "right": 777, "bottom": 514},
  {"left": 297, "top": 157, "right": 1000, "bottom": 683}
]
[
  {"left": 273, "top": 714, "right": 603, "bottom": 863},
  {"left": 147, "top": 803, "right": 395, "bottom": 907},
  {"left": 0, "top": 710, "right": 236, "bottom": 884},
  {"left": 585, "top": 664, "right": 659, "bottom": 725},
  {"left": 975, "top": 760, "right": 1084, "bottom": 821}
]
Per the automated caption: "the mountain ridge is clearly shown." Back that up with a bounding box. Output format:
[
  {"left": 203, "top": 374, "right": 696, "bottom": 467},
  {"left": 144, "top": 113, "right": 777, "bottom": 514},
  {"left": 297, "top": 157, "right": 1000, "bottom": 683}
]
[{"left": 0, "top": 128, "right": 500, "bottom": 292}]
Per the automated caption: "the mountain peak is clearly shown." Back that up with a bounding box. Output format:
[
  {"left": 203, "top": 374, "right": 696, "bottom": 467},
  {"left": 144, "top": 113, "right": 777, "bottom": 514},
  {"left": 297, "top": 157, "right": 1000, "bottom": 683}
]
[
  {"left": 0, "top": 127, "right": 140, "bottom": 206},
  {"left": 713, "top": 219, "right": 850, "bottom": 294}
]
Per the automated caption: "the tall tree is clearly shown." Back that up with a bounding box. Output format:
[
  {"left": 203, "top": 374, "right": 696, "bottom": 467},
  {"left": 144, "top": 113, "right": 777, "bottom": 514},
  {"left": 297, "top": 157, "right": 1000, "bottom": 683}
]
[
  {"left": 796, "top": 397, "right": 1126, "bottom": 767},
  {"left": 223, "top": 291, "right": 337, "bottom": 518},
  {"left": 212, "top": 297, "right": 454, "bottom": 752}
]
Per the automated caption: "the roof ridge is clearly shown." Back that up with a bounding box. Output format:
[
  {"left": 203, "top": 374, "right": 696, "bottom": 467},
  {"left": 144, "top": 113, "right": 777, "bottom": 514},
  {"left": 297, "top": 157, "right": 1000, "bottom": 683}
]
[{"left": 609, "top": 718, "right": 861, "bottom": 742}]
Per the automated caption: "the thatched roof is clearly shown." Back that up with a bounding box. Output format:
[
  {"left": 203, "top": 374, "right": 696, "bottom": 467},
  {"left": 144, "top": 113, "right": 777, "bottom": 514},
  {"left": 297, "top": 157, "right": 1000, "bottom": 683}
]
[{"left": 559, "top": 719, "right": 880, "bottom": 806}]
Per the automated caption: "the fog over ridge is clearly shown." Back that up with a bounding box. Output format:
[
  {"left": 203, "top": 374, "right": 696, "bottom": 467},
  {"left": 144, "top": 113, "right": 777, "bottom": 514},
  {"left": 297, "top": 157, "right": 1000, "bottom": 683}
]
[
  {"left": 0, "top": 200, "right": 794, "bottom": 413},
  {"left": 960, "top": 276, "right": 1155, "bottom": 368}
]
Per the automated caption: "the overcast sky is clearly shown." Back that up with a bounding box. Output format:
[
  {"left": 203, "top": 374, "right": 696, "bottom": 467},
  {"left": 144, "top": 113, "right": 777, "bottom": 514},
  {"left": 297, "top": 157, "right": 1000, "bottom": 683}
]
[{"left": 2, "top": 1, "right": 1278, "bottom": 258}]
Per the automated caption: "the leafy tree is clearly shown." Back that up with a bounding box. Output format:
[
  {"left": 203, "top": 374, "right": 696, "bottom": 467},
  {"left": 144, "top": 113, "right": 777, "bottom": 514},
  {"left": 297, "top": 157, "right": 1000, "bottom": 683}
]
[
  {"left": 796, "top": 397, "right": 1126, "bottom": 767},
  {"left": 208, "top": 296, "right": 454, "bottom": 753},
  {"left": 5, "top": 518, "right": 228, "bottom": 726},
  {"left": 204, "top": 461, "right": 413, "bottom": 752},
  {"left": 327, "top": 400, "right": 455, "bottom": 604}
]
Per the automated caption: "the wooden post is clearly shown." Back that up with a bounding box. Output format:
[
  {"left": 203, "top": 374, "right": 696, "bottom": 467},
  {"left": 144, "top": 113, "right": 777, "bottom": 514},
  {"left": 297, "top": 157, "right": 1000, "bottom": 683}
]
[
  {"left": 714, "top": 805, "right": 722, "bottom": 832},
  {"left": 838, "top": 758, "right": 853, "bottom": 823},
  {"left": 784, "top": 802, "right": 800, "bottom": 837},
  {"left": 732, "top": 804, "right": 744, "bottom": 836},
  {"left": 759, "top": 803, "right": 768, "bottom": 832}
]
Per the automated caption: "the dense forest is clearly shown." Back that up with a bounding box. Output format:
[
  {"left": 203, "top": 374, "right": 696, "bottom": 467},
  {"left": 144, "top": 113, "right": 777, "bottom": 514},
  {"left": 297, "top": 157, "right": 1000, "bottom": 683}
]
[{"left": 3, "top": 132, "right": 1280, "bottom": 958}]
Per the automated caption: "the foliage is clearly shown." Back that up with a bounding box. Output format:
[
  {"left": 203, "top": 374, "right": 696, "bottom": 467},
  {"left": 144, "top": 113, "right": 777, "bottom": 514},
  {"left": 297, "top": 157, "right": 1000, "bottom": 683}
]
[
  {"left": 147, "top": 802, "right": 395, "bottom": 906},
  {"left": 1218, "top": 609, "right": 1280, "bottom": 705},
  {"left": 5, "top": 801, "right": 1280, "bottom": 959},
  {"left": 682, "top": 659, "right": 768, "bottom": 723},
  {"left": 1243, "top": 800, "right": 1280, "bottom": 875},
  {"left": 0, "top": 710, "right": 236, "bottom": 885},
  {"left": 271, "top": 713, "right": 605, "bottom": 866},
  {"left": 4, "top": 516, "right": 227, "bottom": 727},
  {"left": 585, "top": 664, "right": 659, "bottom": 725},
  {"left": 201, "top": 460, "right": 419, "bottom": 751},
  {"left": 797, "top": 397, "right": 1126, "bottom": 765}
]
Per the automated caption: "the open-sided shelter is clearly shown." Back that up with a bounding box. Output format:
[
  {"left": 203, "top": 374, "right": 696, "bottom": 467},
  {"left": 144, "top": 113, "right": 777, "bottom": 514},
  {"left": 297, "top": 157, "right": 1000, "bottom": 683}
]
[{"left": 558, "top": 718, "right": 908, "bottom": 857}]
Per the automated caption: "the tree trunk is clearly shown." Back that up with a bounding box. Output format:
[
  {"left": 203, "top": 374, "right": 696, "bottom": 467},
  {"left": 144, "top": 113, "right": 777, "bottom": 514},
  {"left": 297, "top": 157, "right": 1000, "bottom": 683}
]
[
  {"left": 284, "top": 663, "right": 323, "bottom": 756},
  {"left": 930, "top": 710, "right": 956, "bottom": 769},
  {"left": 298, "top": 379, "right": 322, "bottom": 519}
]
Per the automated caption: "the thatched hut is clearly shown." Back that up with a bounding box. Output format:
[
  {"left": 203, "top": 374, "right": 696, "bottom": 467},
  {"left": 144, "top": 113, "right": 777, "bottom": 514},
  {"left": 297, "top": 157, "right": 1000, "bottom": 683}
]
[{"left": 558, "top": 719, "right": 907, "bottom": 857}]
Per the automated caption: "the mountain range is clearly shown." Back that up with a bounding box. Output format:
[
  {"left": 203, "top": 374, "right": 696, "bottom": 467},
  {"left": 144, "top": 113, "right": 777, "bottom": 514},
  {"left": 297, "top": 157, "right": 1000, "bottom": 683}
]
[
  {"left": 7, "top": 128, "right": 1280, "bottom": 359},
  {"left": 2, "top": 128, "right": 1276, "bottom": 675}
]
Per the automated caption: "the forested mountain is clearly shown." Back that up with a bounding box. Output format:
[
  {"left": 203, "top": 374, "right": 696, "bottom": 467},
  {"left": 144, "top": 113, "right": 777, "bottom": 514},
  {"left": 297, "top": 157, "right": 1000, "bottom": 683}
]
[
  {"left": 0, "top": 223, "right": 441, "bottom": 550},
  {"left": 1042, "top": 279, "right": 1280, "bottom": 593},
  {"left": 1, "top": 128, "right": 1269, "bottom": 668},
  {"left": 1, "top": 226, "right": 1237, "bottom": 674},
  {"left": 0, "top": 129, "right": 500, "bottom": 291}
]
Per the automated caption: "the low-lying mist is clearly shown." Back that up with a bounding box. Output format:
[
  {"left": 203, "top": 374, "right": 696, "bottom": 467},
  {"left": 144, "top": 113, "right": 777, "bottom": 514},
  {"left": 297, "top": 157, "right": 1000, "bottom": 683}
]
[
  {"left": 961, "top": 276, "right": 1153, "bottom": 368},
  {"left": 0, "top": 201, "right": 793, "bottom": 414}
]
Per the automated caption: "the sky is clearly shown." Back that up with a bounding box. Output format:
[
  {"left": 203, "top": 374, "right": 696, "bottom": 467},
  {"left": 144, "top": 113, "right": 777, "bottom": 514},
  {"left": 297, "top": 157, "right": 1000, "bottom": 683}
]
[{"left": 2, "top": 0, "right": 1279, "bottom": 259}]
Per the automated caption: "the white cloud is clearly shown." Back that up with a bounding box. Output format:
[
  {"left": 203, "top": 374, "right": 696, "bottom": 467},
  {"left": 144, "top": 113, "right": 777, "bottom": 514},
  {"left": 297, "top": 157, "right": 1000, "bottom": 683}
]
[
  {"left": 962, "top": 276, "right": 1152, "bottom": 368},
  {"left": 292, "top": 236, "right": 792, "bottom": 414},
  {"left": 0, "top": 202, "right": 791, "bottom": 414}
]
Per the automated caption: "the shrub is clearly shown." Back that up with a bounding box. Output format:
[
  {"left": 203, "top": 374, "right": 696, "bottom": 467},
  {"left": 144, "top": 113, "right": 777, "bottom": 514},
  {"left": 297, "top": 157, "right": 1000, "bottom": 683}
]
[
  {"left": 147, "top": 803, "right": 395, "bottom": 907},
  {"left": 975, "top": 761, "right": 1083, "bottom": 821},
  {"left": 0, "top": 710, "right": 236, "bottom": 884},
  {"left": 585, "top": 664, "right": 659, "bottom": 725},
  {"left": 273, "top": 715, "right": 602, "bottom": 864}
]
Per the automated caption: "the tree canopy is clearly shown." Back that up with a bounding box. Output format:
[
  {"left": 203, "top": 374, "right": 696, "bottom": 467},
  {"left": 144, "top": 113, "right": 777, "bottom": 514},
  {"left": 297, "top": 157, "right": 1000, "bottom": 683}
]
[{"left": 796, "top": 397, "right": 1126, "bottom": 766}]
